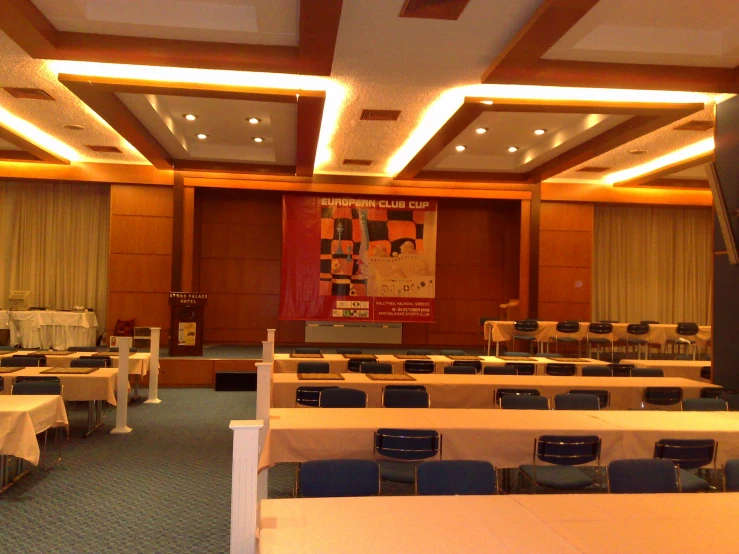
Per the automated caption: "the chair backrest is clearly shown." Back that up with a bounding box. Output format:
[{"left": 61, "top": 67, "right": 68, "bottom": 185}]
[
  {"left": 555, "top": 321, "right": 579, "bottom": 334},
  {"left": 554, "top": 393, "right": 600, "bottom": 410},
  {"left": 607, "top": 459, "right": 678, "bottom": 493},
  {"left": 588, "top": 322, "right": 613, "bottom": 335},
  {"left": 513, "top": 320, "right": 538, "bottom": 332},
  {"left": 108, "top": 347, "right": 138, "bottom": 353},
  {"left": 12, "top": 380, "right": 62, "bottom": 395},
  {"left": 536, "top": 435, "right": 601, "bottom": 466},
  {"left": 406, "top": 349, "right": 432, "bottom": 355},
  {"left": 495, "top": 388, "right": 540, "bottom": 405},
  {"left": 295, "top": 386, "right": 338, "bottom": 407},
  {"left": 545, "top": 363, "right": 577, "bottom": 376},
  {"left": 374, "top": 428, "right": 440, "bottom": 461},
  {"left": 443, "top": 365, "right": 477, "bottom": 375},
  {"left": 70, "top": 357, "right": 109, "bottom": 368},
  {"left": 336, "top": 348, "right": 362, "bottom": 354},
  {"left": 298, "top": 459, "right": 380, "bottom": 498},
  {"left": 504, "top": 352, "right": 532, "bottom": 357},
  {"left": 440, "top": 349, "right": 465, "bottom": 356},
  {"left": 500, "top": 394, "right": 549, "bottom": 410},
  {"left": 382, "top": 388, "right": 430, "bottom": 408},
  {"left": 720, "top": 394, "right": 739, "bottom": 411},
  {"left": 643, "top": 387, "right": 683, "bottom": 406},
  {"left": 607, "top": 363, "right": 634, "bottom": 377},
  {"left": 700, "top": 366, "right": 712, "bottom": 380},
  {"left": 452, "top": 359, "right": 482, "bottom": 371},
  {"left": 483, "top": 365, "right": 517, "bottom": 375},
  {"left": 682, "top": 398, "right": 728, "bottom": 411},
  {"left": 416, "top": 460, "right": 497, "bottom": 496},
  {"left": 359, "top": 362, "right": 393, "bottom": 374},
  {"left": 641, "top": 320, "right": 660, "bottom": 324},
  {"left": 654, "top": 439, "right": 717, "bottom": 470},
  {"left": 581, "top": 366, "right": 613, "bottom": 377},
  {"left": 568, "top": 389, "right": 610, "bottom": 409},
  {"left": 676, "top": 322, "right": 699, "bottom": 336},
  {"left": 319, "top": 387, "right": 367, "bottom": 408},
  {"left": 724, "top": 459, "right": 739, "bottom": 491},
  {"left": 2, "top": 356, "right": 44, "bottom": 367},
  {"left": 68, "top": 346, "right": 98, "bottom": 352},
  {"left": 631, "top": 367, "right": 664, "bottom": 378},
  {"left": 403, "top": 359, "right": 435, "bottom": 374},
  {"left": 626, "top": 323, "right": 649, "bottom": 336},
  {"left": 296, "top": 361, "right": 330, "bottom": 374},
  {"left": 701, "top": 387, "right": 736, "bottom": 399},
  {"left": 294, "top": 347, "right": 321, "bottom": 355},
  {"left": 505, "top": 362, "right": 535, "bottom": 375}
]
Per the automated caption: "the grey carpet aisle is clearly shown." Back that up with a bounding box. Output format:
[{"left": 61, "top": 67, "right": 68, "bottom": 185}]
[{"left": 1, "top": 389, "right": 254, "bottom": 554}]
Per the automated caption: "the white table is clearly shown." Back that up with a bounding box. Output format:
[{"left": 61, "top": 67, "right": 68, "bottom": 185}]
[
  {"left": 259, "top": 493, "right": 739, "bottom": 554},
  {"left": 1, "top": 310, "right": 98, "bottom": 349},
  {"left": 0, "top": 395, "right": 68, "bottom": 465},
  {"left": 1, "top": 350, "right": 151, "bottom": 377}
]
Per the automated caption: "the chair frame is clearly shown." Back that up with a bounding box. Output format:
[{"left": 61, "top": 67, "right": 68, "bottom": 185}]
[
  {"left": 519, "top": 435, "right": 602, "bottom": 493},
  {"left": 381, "top": 387, "right": 431, "bottom": 408}
]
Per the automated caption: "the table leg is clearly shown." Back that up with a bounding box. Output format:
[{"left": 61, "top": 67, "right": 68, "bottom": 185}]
[{"left": 83, "top": 400, "right": 105, "bottom": 438}]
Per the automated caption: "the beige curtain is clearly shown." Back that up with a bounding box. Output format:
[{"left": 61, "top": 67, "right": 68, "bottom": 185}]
[
  {"left": 593, "top": 205, "right": 712, "bottom": 325},
  {"left": 0, "top": 181, "right": 110, "bottom": 335}
]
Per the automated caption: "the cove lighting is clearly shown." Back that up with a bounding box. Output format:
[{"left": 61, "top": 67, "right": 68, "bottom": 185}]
[
  {"left": 603, "top": 138, "right": 715, "bottom": 185},
  {"left": 0, "top": 106, "right": 79, "bottom": 162}
]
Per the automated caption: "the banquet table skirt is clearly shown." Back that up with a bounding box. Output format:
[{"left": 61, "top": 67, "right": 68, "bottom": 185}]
[
  {"left": 1, "top": 310, "right": 98, "bottom": 349},
  {"left": 272, "top": 373, "right": 715, "bottom": 410},
  {"left": 0, "top": 367, "right": 119, "bottom": 405},
  {"left": 0, "top": 395, "right": 68, "bottom": 465}
]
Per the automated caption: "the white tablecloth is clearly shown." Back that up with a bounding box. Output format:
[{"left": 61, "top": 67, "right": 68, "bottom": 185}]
[
  {"left": 1, "top": 310, "right": 98, "bottom": 349},
  {"left": 621, "top": 359, "right": 711, "bottom": 381},
  {"left": 0, "top": 395, "right": 68, "bottom": 465},
  {"left": 0, "top": 367, "right": 119, "bottom": 405},
  {"left": 2, "top": 350, "right": 151, "bottom": 377}
]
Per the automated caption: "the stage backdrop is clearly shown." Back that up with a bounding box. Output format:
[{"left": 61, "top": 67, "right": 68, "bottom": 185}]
[{"left": 280, "top": 194, "right": 437, "bottom": 322}]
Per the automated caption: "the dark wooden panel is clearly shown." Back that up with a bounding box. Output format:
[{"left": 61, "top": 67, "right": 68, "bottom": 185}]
[
  {"left": 200, "top": 222, "right": 281, "bottom": 260},
  {"left": 204, "top": 328, "right": 280, "bottom": 343},
  {"left": 538, "top": 302, "right": 591, "bottom": 323},
  {"left": 213, "top": 359, "right": 258, "bottom": 372},
  {"left": 426, "top": 332, "right": 485, "bottom": 347},
  {"left": 108, "top": 253, "right": 172, "bottom": 293},
  {"left": 199, "top": 259, "right": 281, "bottom": 295},
  {"left": 199, "top": 189, "right": 281, "bottom": 225},
  {"left": 402, "top": 323, "right": 428, "bottom": 345},
  {"left": 159, "top": 359, "right": 214, "bottom": 387},
  {"left": 110, "top": 215, "right": 173, "bottom": 255},
  {"left": 435, "top": 265, "right": 504, "bottom": 300},
  {"left": 540, "top": 202, "right": 594, "bottom": 231},
  {"left": 204, "top": 293, "right": 281, "bottom": 329},
  {"left": 539, "top": 230, "right": 592, "bottom": 267},
  {"left": 538, "top": 266, "right": 591, "bottom": 304},
  {"left": 276, "top": 320, "right": 305, "bottom": 343},
  {"left": 106, "top": 291, "right": 170, "bottom": 332}
]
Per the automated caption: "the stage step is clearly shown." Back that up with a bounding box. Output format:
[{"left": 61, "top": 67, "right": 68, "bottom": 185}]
[{"left": 214, "top": 371, "right": 257, "bottom": 391}]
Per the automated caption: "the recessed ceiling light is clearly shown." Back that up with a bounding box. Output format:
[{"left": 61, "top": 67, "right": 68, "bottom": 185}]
[
  {"left": 252, "top": 137, "right": 264, "bottom": 143},
  {"left": 196, "top": 133, "right": 208, "bottom": 140},
  {"left": 455, "top": 145, "right": 466, "bottom": 152},
  {"left": 475, "top": 127, "right": 488, "bottom": 134},
  {"left": 62, "top": 124, "right": 84, "bottom": 131},
  {"left": 481, "top": 100, "right": 493, "bottom": 105},
  {"left": 184, "top": 114, "right": 197, "bottom": 121},
  {"left": 507, "top": 146, "right": 519, "bottom": 153},
  {"left": 247, "top": 117, "right": 261, "bottom": 124},
  {"left": 629, "top": 149, "right": 648, "bottom": 155},
  {"left": 533, "top": 129, "right": 547, "bottom": 135}
]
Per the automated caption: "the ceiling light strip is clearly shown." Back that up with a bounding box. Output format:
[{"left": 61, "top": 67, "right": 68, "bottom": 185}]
[{"left": 0, "top": 106, "right": 79, "bottom": 162}]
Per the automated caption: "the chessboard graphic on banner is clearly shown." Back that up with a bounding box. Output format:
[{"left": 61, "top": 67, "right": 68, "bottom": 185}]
[{"left": 280, "top": 195, "right": 437, "bottom": 323}]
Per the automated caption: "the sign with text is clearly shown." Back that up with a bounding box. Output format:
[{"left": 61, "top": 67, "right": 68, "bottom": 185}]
[{"left": 280, "top": 194, "right": 437, "bottom": 323}]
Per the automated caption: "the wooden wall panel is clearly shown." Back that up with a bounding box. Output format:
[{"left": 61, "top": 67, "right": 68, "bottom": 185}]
[
  {"left": 108, "top": 254, "right": 171, "bottom": 293},
  {"left": 109, "top": 215, "right": 173, "bottom": 255},
  {"left": 158, "top": 359, "right": 214, "bottom": 387},
  {"left": 537, "top": 202, "right": 593, "bottom": 322},
  {"left": 111, "top": 184, "right": 173, "bottom": 216}
]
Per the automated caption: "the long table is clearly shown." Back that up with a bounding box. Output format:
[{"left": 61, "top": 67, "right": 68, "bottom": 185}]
[
  {"left": 260, "top": 408, "right": 739, "bottom": 470},
  {"left": 259, "top": 493, "right": 739, "bottom": 554},
  {"left": 0, "top": 395, "right": 68, "bottom": 465},
  {"left": 621, "top": 359, "right": 710, "bottom": 381},
  {"left": 484, "top": 320, "right": 712, "bottom": 355},
  {"left": 272, "top": 373, "right": 715, "bottom": 410},
  {"left": 0, "top": 310, "right": 98, "bottom": 350},
  {"left": 0, "top": 366, "right": 119, "bottom": 405},
  {"left": 0, "top": 350, "right": 151, "bottom": 377}
]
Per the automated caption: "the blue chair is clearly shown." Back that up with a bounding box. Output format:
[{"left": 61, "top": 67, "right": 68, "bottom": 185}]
[
  {"left": 654, "top": 439, "right": 717, "bottom": 492},
  {"left": 568, "top": 389, "right": 610, "bottom": 409},
  {"left": 723, "top": 459, "right": 739, "bottom": 491},
  {"left": 108, "top": 347, "right": 138, "bottom": 353},
  {"left": 545, "top": 363, "right": 577, "bottom": 376},
  {"left": 382, "top": 388, "right": 430, "bottom": 408},
  {"left": 374, "top": 428, "right": 441, "bottom": 483},
  {"left": 295, "top": 386, "right": 338, "bottom": 407},
  {"left": 700, "top": 366, "right": 711, "bottom": 380},
  {"left": 519, "top": 435, "right": 601, "bottom": 492},
  {"left": 403, "top": 360, "right": 435, "bottom": 374},
  {"left": 483, "top": 365, "right": 517, "bottom": 375},
  {"left": 643, "top": 387, "right": 683, "bottom": 408},
  {"left": 500, "top": 395, "right": 549, "bottom": 410},
  {"left": 608, "top": 363, "right": 634, "bottom": 377},
  {"left": 554, "top": 393, "right": 600, "bottom": 410},
  {"left": 607, "top": 459, "right": 678, "bottom": 493},
  {"left": 581, "top": 366, "right": 613, "bottom": 377},
  {"left": 682, "top": 398, "right": 728, "bottom": 411},
  {"left": 296, "top": 361, "right": 330, "bottom": 374},
  {"left": 319, "top": 388, "right": 367, "bottom": 408},
  {"left": 666, "top": 322, "right": 700, "bottom": 359},
  {"left": 700, "top": 387, "right": 736, "bottom": 399},
  {"left": 12, "top": 378, "right": 62, "bottom": 395},
  {"left": 587, "top": 323, "right": 614, "bottom": 361},
  {"left": 512, "top": 320, "right": 539, "bottom": 354},
  {"left": 443, "top": 365, "right": 476, "bottom": 375},
  {"left": 504, "top": 352, "right": 532, "bottom": 357},
  {"left": 336, "top": 348, "right": 362, "bottom": 354},
  {"left": 294, "top": 347, "right": 321, "bottom": 355},
  {"left": 68, "top": 346, "right": 98, "bottom": 352},
  {"left": 298, "top": 459, "right": 380, "bottom": 497},
  {"left": 2, "top": 356, "right": 44, "bottom": 367},
  {"left": 406, "top": 349, "right": 432, "bottom": 355},
  {"left": 625, "top": 323, "right": 651, "bottom": 359},
  {"left": 720, "top": 394, "right": 739, "bottom": 411},
  {"left": 452, "top": 359, "right": 482, "bottom": 372},
  {"left": 359, "top": 362, "right": 392, "bottom": 374},
  {"left": 440, "top": 349, "right": 465, "bottom": 357},
  {"left": 631, "top": 367, "right": 664, "bottom": 378},
  {"left": 552, "top": 321, "right": 581, "bottom": 357},
  {"left": 505, "top": 362, "right": 535, "bottom": 375},
  {"left": 495, "top": 388, "right": 540, "bottom": 406},
  {"left": 416, "top": 460, "right": 497, "bottom": 496},
  {"left": 71, "top": 356, "right": 110, "bottom": 368}
]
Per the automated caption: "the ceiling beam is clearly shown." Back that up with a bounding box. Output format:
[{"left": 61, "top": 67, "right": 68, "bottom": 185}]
[
  {"left": 0, "top": 121, "right": 69, "bottom": 164},
  {"left": 296, "top": 95, "right": 326, "bottom": 177},
  {"left": 612, "top": 152, "right": 714, "bottom": 188}
]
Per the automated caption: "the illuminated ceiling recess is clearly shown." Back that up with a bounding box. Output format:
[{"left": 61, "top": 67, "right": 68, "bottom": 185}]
[{"left": 0, "top": 105, "right": 80, "bottom": 163}]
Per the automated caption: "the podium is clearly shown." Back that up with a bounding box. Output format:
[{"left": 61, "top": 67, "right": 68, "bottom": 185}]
[{"left": 168, "top": 292, "right": 207, "bottom": 356}]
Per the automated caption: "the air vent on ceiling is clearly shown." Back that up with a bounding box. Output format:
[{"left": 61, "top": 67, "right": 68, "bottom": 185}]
[
  {"left": 3, "top": 87, "right": 54, "bottom": 100},
  {"left": 343, "top": 159, "right": 373, "bottom": 166},
  {"left": 360, "top": 109, "right": 401, "bottom": 121},
  {"left": 399, "top": 0, "right": 471, "bottom": 20},
  {"left": 577, "top": 166, "right": 610, "bottom": 173},
  {"left": 86, "top": 145, "right": 122, "bottom": 153},
  {"left": 673, "top": 120, "right": 714, "bottom": 131}
]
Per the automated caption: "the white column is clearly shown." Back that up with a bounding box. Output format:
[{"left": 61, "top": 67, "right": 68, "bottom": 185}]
[
  {"left": 230, "top": 419, "right": 263, "bottom": 554},
  {"left": 261, "top": 341, "right": 274, "bottom": 363},
  {"left": 145, "top": 327, "right": 162, "bottom": 404},
  {"left": 266, "top": 328, "right": 276, "bottom": 343},
  {"left": 255, "top": 362, "right": 272, "bottom": 504},
  {"left": 111, "top": 336, "right": 132, "bottom": 434}
]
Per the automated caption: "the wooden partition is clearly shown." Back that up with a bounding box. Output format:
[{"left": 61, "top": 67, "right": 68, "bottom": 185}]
[
  {"left": 537, "top": 202, "right": 593, "bottom": 321},
  {"left": 107, "top": 184, "right": 173, "bottom": 344}
]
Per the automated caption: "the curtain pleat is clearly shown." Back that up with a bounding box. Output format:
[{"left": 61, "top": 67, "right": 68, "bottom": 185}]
[
  {"left": 0, "top": 181, "right": 109, "bottom": 336},
  {"left": 592, "top": 205, "right": 712, "bottom": 325}
]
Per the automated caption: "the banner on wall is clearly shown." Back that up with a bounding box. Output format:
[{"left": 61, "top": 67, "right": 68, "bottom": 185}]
[{"left": 280, "top": 194, "right": 437, "bottom": 323}]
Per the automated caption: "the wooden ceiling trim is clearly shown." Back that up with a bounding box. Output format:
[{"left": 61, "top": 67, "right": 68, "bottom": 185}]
[
  {"left": 296, "top": 94, "right": 326, "bottom": 177},
  {"left": 173, "top": 160, "right": 296, "bottom": 175},
  {"left": 541, "top": 181, "right": 713, "bottom": 206},
  {"left": 0, "top": 0, "right": 343, "bottom": 75},
  {"left": 0, "top": 149, "right": 40, "bottom": 162},
  {"left": 0, "top": 162, "right": 173, "bottom": 185},
  {"left": 0, "top": 122, "right": 69, "bottom": 164},
  {"left": 471, "top": 97, "right": 707, "bottom": 117},
  {"left": 635, "top": 177, "right": 710, "bottom": 189},
  {"left": 612, "top": 152, "right": 714, "bottom": 188},
  {"left": 59, "top": 77, "right": 173, "bottom": 169},
  {"left": 414, "top": 170, "right": 535, "bottom": 183}
]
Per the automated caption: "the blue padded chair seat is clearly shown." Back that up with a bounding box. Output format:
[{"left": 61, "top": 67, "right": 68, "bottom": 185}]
[
  {"left": 416, "top": 460, "right": 497, "bottom": 496},
  {"left": 299, "top": 459, "right": 379, "bottom": 498},
  {"left": 519, "top": 465, "right": 593, "bottom": 490},
  {"left": 678, "top": 469, "right": 710, "bottom": 492}
]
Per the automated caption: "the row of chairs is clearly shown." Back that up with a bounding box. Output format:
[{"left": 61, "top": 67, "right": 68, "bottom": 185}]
[
  {"left": 1, "top": 355, "right": 112, "bottom": 368},
  {"left": 293, "top": 348, "right": 466, "bottom": 356}
]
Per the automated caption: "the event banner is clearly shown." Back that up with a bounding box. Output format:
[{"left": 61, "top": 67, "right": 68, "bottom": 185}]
[{"left": 280, "top": 194, "right": 437, "bottom": 322}]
